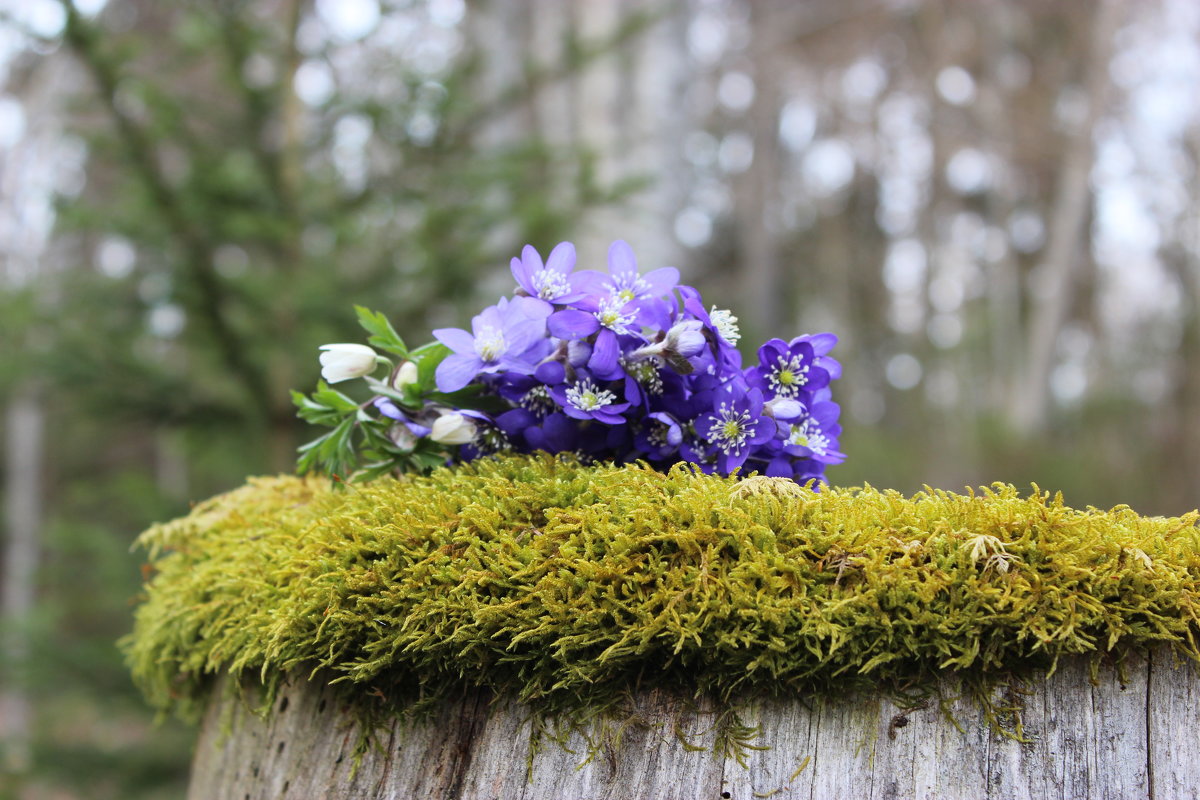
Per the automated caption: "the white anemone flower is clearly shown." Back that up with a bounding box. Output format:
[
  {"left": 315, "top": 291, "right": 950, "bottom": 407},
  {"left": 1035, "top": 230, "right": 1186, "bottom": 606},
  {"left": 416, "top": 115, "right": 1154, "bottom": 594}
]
[
  {"left": 318, "top": 343, "right": 378, "bottom": 383},
  {"left": 430, "top": 412, "right": 477, "bottom": 445}
]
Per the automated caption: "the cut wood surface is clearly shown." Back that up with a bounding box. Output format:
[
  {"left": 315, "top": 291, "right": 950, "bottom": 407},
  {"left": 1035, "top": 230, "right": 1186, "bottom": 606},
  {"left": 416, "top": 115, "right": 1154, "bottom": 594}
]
[{"left": 188, "top": 651, "right": 1200, "bottom": 800}]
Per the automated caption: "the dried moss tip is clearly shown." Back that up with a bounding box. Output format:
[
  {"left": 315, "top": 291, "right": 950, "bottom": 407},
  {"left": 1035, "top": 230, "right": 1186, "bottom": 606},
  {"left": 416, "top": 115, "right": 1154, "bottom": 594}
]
[{"left": 124, "top": 455, "right": 1200, "bottom": 731}]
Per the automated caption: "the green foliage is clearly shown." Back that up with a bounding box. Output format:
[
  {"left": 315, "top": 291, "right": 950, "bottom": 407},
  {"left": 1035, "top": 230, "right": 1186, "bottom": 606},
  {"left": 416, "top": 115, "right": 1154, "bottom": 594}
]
[
  {"left": 48, "top": 2, "right": 646, "bottom": 463},
  {"left": 124, "top": 456, "right": 1200, "bottom": 754},
  {"left": 354, "top": 305, "right": 408, "bottom": 358},
  {"left": 292, "top": 308, "right": 467, "bottom": 480}
]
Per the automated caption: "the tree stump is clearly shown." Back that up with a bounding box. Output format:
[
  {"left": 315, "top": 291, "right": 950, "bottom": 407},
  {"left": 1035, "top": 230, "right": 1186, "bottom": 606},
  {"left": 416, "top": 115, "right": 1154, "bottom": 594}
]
[{"left": 187, "top": 651, "right": 1200, "bottom": 800}]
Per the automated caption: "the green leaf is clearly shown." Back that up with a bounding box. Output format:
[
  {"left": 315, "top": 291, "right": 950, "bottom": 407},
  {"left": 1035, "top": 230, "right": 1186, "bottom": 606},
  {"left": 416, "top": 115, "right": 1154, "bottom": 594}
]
[
  {"left": 292, "top": 389, "right": 344, "bottom": 426},
  {"left": 354, "top": 306, "right": 407, "bottom": 357},
  {"left": 427, "top": 388, "right": 507, "bottom": 415},
  {"left": 363, "top": 376, "right": 422, "bottom": 409},
  {"left": 350, "top": 461, "right": 397, "bottom": 483},
  {"left": 311, "top": 381, "right": 360, "bottom": 413},
  {"left": 408, "top": 342, "right": 451, "bottom": 393}
]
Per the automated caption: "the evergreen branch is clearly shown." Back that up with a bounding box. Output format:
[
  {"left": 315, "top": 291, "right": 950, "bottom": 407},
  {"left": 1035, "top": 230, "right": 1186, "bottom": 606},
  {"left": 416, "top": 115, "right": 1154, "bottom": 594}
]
[{"left": 58, "top": 0, "right": 273, "bottom": 416}]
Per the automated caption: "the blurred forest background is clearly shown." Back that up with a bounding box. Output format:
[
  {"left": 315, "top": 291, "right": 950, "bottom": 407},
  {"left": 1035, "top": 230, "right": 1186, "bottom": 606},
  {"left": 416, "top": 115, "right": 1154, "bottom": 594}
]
[{"left": 1, "top": 0, "right": 1198, "bottom": 796}]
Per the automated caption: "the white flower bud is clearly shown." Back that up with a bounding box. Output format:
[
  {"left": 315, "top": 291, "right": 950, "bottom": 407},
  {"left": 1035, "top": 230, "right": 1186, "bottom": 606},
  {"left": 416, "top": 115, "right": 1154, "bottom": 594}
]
[
  {"left": 765, "top": 398, "right": 803, "bottom": 420},
  {"left": 319, "top": 343, "right": 378, "bottom": 383},
  {"left": 393, "top": 360, "right": 419, "bottom": 390},
  {"left": 430, "top": 412, "right": 477, "bottom": 445},
  {"left": 665, "top": 320, "right": 706, "bottom": 358}
]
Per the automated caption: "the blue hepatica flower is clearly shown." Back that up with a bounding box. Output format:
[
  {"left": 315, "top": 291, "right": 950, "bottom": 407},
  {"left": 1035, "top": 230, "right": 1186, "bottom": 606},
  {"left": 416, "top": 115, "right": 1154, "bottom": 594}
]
[
  {"left": 634, "top": 411, "right": 684, "bottom": 462},
  {"left": 548, "top": 368, "right": 632, "bottom": 425},
  {"left": 695, "top": 382, "right": 775, "bottom": 474},
  {"left": 510, "top": 242, "right": 593, "bottom": 312},
  {"left": 679, "top": 286, "right": 742, "bottom": 371},
  {"left": 747, "top": 338, "right": 830, "bottom": 400},
  {"left": 778, "top": 400, "right": 845, "bottom": 466},
  {"left": 547, "top": 293, "right": 643, "bottom": 379},
  {"left": 433, "top": 296, "right": 551, "bottom": 392},
  {"left": 575, "top": 240, "right": 680, "bottom": 324},
  {"left": 324, "top": 238, "right": 845, "bottom": 485}
]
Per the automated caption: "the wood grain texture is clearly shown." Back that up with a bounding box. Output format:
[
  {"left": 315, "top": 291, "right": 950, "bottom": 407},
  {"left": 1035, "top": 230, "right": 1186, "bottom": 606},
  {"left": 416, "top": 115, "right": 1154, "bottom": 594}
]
[{"left": 188, "top": 653, "right": 1200, "bottom": 800}]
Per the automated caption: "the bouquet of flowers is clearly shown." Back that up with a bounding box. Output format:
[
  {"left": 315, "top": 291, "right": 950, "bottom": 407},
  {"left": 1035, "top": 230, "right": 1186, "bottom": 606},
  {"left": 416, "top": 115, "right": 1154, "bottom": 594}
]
[{"left": 294, "top": 240, "right": 845, "bottom": 484}]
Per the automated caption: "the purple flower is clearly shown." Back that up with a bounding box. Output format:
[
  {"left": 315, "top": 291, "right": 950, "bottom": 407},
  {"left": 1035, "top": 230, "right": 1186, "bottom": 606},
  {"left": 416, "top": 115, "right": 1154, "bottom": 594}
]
[
  {"left": 694, "top": 382, "right": 775, "bottom": 474},
  {"left": 781, "top": 401, "right": 845, "bottom": 464},
  {"left": 746, "top": 338, "right": 830, "bottom": 400},
  {"left": 794, "top": 333, "right": 842, "bottom": 380},
  {"left": 493, "top": 373, "right": 557, "bottom": 419},
  {"left": 549, "top": 370, "right": 632, "bottom": 424},
  {"left": 327, "top": 239, "right": 844, "bottom": 487},
  {"left": 510, "top": 242, "right": 593, "bottom": 311},
  {"left": 547, "top": 294, "right": 642, "bottom": 379},
  {"left": 433, "top": 296, "right": 551, "bottom": 392},
  {"left": 574, "top": 240, "right": 680, "bottom": 322},
  {"left": 373, "top": 397, "right": 431, "bottom": 432},
  {"left": 374, "top": 397, "right": 433, "bottom": 450},
  {"left": 679, "top": 286, "right": 742, "bottom": 371},
  {"left": 495, "top": 409, "right": 580, "bottom": 454},
  {"left": 634, "top": 411, "right": 683, "bottom": 461}
]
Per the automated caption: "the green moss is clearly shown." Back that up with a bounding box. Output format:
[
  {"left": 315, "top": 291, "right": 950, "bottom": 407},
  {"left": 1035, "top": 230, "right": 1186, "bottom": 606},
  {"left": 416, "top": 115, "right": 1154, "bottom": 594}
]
[{"left": 124, "top": 455, "right": 1200, "bottom": 741}]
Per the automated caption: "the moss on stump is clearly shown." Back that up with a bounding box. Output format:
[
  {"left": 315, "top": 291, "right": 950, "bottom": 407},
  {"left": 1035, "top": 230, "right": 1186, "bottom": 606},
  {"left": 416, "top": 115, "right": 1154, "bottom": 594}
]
[{"left": 125, "top": 455, "right": 1200, "bottom": 746}]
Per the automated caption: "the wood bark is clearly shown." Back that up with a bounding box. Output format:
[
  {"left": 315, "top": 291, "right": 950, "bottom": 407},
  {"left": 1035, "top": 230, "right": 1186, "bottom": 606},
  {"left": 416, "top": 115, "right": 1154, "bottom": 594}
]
[{"left": 188, "top": 650, "right": 1200, "bottom": 799}]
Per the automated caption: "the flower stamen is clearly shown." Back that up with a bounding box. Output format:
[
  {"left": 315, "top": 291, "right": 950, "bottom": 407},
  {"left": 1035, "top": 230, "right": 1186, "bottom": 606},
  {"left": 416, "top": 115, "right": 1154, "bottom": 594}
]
[
  {"left": 768, "top": 354, "right": 811, "bottom": 398},
  {"left": 532, "top": 269, "right": 570, "bottom": 300},
  {"left": 595, "top": 296, "right": 635, "bottom": 335},
  {"left": 565, "top": 380, "right": 617, "bottom": 412},
  {"left": 474, "top": 325, "right": 506, "bottom": 362},
  {"left": 709, "top": 307, "right": 740, "bottom": 345},
  {"left": 706, "top": 401, "right": 752, "bottom": 454}
]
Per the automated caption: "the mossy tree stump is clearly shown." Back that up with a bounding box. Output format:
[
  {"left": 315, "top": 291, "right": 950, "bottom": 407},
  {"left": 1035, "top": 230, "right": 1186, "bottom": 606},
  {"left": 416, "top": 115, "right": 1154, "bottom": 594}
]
[
  {"left": 189, "top": 652, "right": 1200, "bottom": 799},
  {"left": 123, "top": 457, "right": 1200, "bottom": 800}
]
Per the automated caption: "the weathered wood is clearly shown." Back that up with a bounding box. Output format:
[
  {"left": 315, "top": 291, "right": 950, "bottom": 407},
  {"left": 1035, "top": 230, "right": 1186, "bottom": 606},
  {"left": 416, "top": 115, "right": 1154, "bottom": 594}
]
[{"left": 189, "top": 652, "right": 1200, "bottom": 800}]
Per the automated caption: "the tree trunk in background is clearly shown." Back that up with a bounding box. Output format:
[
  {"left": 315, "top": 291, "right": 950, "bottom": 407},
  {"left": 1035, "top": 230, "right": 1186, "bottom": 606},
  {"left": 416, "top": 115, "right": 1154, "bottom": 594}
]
[
  {"left": 1008, "top": 0, "right": 1120, "bottom": 435},
  {"left": 568, "top": 0, "right": 688, "bottom": 269},
  {"left": 1, "top": 387, "right": 44, "bottom": 776},
  {"left": 735, "top": 3, "right": 784, "bottom": 343},
  {"left": 1163, "top": 139, "right": 1200, "bottom": 512},
  {"left": 186, "top": 652, "right": 1199, "bottom": 799}
]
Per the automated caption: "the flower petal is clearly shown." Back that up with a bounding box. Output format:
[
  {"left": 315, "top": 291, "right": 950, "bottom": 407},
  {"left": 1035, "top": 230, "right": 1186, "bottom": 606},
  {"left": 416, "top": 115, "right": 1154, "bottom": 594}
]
[
  {"left": 587, "top": 329, "right": 621, "bottom": 377},
  {"left": 545, "top": 241, "right": 576, "bottom": 274},
  {"left": 508, "top": 295, "right": 553, "bottom": 320},
  {"left": 750, "top": 420, "right": 776, "bottom": 445},
  {"left": 802, "top": 332, "right": 838, "bottom": 355},
  {"left": 548, "top": 309, "right": 600, "bottom": 340},
  {"left": 504, "top": 317, "right": 548, "bottom": 355},
  {"left": 534, "top": 360, "right": 566, "bottom": 385},
  {"left": 373, "top": 397, "right": 405, "bottom": 420},
  {"left": 435, "top": 353, "right": 483, "bottom": 392},
  {"left": 818, "top": 356, "right": 843, "bottom": 380},
  {"left": 432, "top": 327, "right": 477, "bottom": 355},
  {"left": 765, "top": 457, "right": 794, "bottom": 478},
  {"left": 496, "top": 408, "right": 535, "bottom": 435},
  {"left": 540, "top": 413, "right": 578, "bottom": 451},
  {"left": 511, "top": 255, "right": 535, "bottom": 294},
  {"left": 639, "top": 267, "right": 680, "bottom": 296},
  {"left": 607, "top": 240, "right": 637, "bottom": 280},
  {"left": 521, "top": 244, "right": 545, "bottom": 273},
  {"left": 567, "top": 270, "right": 609, "bottom": 300}
]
